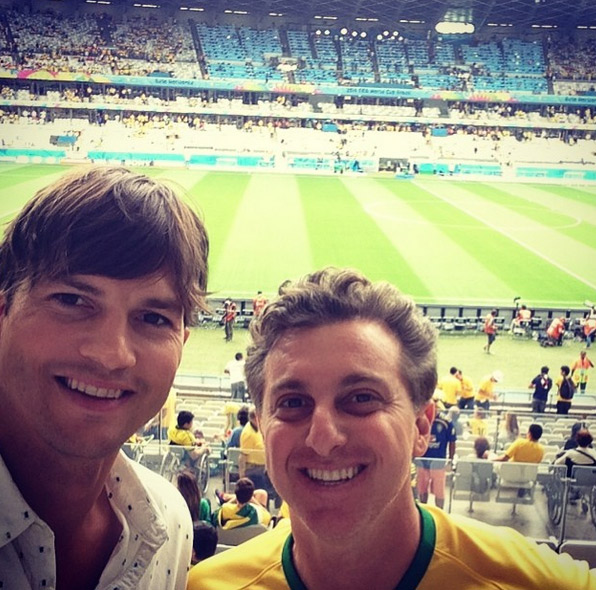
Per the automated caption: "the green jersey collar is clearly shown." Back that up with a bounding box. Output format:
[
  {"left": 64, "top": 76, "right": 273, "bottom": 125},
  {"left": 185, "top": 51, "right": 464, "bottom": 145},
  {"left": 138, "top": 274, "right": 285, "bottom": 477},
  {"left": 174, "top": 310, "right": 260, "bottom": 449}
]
[{"left": 281, "top": 504, "right": 436, "bottom": 590}]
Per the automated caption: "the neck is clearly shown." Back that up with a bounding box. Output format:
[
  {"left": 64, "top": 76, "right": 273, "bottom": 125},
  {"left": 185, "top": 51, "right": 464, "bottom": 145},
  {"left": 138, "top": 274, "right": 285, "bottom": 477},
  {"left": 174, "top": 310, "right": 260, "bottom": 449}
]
[
  {"left": 1, "top": 435, "right": 123, "bottom": 590},
  {"left": 292, "top": 500, "right": 421, "bottom": 590}
]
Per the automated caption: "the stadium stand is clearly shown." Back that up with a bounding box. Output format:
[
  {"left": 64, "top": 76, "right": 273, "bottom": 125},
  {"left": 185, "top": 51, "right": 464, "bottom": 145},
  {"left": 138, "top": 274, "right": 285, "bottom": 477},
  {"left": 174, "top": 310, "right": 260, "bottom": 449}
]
[
  {"left": 0, "top": 7, "right": 595, "bottom": 176},
  {"left": 1, "top": 2, "right": 596, "bottom": 573}
]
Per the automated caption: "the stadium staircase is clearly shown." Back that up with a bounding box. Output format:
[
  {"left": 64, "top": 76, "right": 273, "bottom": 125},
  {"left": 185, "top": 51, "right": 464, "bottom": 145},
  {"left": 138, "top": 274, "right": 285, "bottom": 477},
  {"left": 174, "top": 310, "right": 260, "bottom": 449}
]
[
  {"left": 308, "top": 31, "right": 318, "bottom": 61},
  {"left": 95, "top": 13, "right": 113, "bottom": 45},
  {"left": 278, "top": 29, "right": 291, "bottom": 59},
  {"left": 189, "top": 20, "right": 208, "bottom": 79}
]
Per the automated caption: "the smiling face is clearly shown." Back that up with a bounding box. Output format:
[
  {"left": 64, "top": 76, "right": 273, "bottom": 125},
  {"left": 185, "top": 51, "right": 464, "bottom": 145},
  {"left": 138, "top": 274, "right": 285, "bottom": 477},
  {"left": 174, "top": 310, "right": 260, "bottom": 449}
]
[
  {"left": 0, "top": 273, "right": 188, "bottom": 461},
  {"left": 258, "top": 319, "right": 433, "bottom": 540}
]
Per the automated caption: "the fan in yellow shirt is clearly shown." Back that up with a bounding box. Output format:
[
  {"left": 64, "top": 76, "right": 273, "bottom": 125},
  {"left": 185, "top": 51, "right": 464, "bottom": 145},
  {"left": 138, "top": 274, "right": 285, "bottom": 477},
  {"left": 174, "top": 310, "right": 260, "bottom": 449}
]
[
  {"left": 495, "top": 424, "right": 544, "bottom": 463},
  {"left": 436, "top": 367, "right": 461, "bottom": 407}
]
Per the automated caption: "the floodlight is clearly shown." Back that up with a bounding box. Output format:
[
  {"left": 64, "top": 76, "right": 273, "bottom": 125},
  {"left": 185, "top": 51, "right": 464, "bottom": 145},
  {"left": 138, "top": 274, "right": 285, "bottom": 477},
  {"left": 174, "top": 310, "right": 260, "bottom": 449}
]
[
  {"left": 324, "top": 29, "right": 330, "bottom": 35},
  {"left": 435, "top": 21, "right": 474, "bottom": 34},
  {"left": 360, "top": 31, "right": 367, "bottom": 38},
  {"left": 351, "top": 30, "right": 358, "bottom": 37},
  {"left": 340, "top": 27, "right": 348, "bottom": 35}
]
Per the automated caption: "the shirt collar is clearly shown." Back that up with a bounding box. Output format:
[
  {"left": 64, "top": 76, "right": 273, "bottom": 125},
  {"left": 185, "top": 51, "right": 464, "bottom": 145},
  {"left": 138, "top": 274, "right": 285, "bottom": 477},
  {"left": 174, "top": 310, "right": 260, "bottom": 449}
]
[
  {"left": 281, "top": 504, "right": 436, "bottom": 590},
  {"left": 105, "top": 453, "right": 168, "bottom": 551},
  {"left": 0, "top": 451, "right": 167, "bottom": 552},
  {"left": 0, "top": 452, "right": 43, "bottom": 549}
]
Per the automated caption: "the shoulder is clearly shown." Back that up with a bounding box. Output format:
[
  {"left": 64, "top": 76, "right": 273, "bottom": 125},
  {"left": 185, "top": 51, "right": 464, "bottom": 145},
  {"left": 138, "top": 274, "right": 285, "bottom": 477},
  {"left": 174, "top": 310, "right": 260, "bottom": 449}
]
[
  {"left": 188, "top": 521, "right": 291, "bottom": 590},
  {"left": 125, "top": 457, "right": 191, "bottom": 520},
  {"left": 110, "top": 455, "right": 193, "bottom": 588},
  {"left": 424, "top": 507, "right": 595, "bottom": 589}
]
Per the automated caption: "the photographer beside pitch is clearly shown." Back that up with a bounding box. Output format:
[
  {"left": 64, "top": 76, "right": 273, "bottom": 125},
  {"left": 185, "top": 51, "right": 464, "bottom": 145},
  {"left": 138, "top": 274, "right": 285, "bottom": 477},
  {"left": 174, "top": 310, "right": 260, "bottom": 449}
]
[
  {"left": 188, "top": 268, "right": 595, "bottom": 590},
  {"left": 0, "top": 166, "right": 209, "bottom": 589}
]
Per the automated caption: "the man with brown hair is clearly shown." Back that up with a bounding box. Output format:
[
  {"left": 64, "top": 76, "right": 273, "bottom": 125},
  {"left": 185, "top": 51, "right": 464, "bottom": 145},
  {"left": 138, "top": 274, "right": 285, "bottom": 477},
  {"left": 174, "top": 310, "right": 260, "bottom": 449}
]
[
  {"left": 212, "top": 477, "right": 271, "bottom": 530},
  {"left": 0, "top": 166, "right": 209, "bottom": 589}
]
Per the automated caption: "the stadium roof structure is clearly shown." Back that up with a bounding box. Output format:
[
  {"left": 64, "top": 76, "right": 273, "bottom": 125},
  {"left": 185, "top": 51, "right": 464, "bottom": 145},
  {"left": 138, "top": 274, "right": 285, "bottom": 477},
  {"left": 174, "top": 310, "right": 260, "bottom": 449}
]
[{"left": 153, "top": 0, "right": 596, "bottom": 30}]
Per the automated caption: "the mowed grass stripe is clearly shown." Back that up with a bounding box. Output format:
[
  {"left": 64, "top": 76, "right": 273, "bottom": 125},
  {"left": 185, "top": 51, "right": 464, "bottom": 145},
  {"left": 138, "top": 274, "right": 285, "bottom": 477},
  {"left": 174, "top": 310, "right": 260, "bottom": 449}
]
[
  {"left": 297, "top": 175, "right": 430, "bottom": 297},
  {"left": 187, "top": 171, "right": 252, "bottom": 280},
  {"left": 453, "top": 181, "right": 596, "bottom": 290},
  {"left": 0, "top": 164, "right": 68, "bottom": 230},
  {"left": 462, "top": 182, "right": 596, "bottom": 250},
  {"left": 207, "top": 173, "right": 313, "bottom": 296},
  {"left": 150, "top": 168, "right": 207, "bottom": 217},
  {"left": 0, "top": 163, "right": 64, "bottom": 184},
  {"left": 346, "top": 177, "right": 511, "bottom": 302},
  {"left": 541, "top": 183, "right": 596, "bottom": 204},
  {"left": 413, "top": 178, "right": 593, "bottom": 306},
  {"left": 491, "top": 183, "right": 596, "bottom": 227}
]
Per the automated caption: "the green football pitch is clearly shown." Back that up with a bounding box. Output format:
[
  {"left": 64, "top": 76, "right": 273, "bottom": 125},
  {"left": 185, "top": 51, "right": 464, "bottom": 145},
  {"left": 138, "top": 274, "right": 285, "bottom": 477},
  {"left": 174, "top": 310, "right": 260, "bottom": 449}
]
[
  {"left": 2, "top": 162, "right": 595, "bottom": 309},
  {"left": 1, "top": 162, "right": 595, "bottom": 389}
]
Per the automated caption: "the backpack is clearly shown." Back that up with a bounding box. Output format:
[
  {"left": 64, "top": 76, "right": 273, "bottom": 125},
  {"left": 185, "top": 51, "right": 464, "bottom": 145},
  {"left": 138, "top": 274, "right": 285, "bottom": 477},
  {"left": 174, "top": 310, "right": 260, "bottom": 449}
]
[{"left": 560, "top": 377, "right": 576, "bottom": 400}]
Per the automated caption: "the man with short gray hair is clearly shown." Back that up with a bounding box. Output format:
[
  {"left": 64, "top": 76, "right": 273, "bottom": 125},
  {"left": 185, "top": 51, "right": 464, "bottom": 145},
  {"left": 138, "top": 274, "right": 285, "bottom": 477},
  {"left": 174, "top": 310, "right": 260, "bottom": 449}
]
[{"left": 189, "top": 267, "right": 595, "bottom": 590}]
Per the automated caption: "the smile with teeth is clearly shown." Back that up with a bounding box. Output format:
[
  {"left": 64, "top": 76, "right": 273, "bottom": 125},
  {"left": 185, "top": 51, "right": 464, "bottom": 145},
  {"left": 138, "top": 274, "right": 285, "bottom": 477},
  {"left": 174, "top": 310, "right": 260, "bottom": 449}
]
[
  {"left": 304, "top": 465, "right": 364, "bottom": 484},
  {"left": 62, "top": 377, "right": 126, "bottom": 400}
]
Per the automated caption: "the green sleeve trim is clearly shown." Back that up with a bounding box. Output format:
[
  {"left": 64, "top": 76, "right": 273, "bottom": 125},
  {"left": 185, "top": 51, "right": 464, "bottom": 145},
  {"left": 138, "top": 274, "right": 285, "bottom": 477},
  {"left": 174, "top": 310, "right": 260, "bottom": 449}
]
[{"left": 280, "top": 505, "right": 436, "bottom": 590}]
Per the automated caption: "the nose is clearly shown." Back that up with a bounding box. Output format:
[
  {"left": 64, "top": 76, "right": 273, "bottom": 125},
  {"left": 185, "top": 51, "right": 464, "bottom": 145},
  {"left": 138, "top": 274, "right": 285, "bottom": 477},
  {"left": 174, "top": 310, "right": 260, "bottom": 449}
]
[
  {"left": 305, "top": 406, "right": 347, "bottom": 457},
  {"left": 79, "top": 315, "right": 136, "bottom": 371}
]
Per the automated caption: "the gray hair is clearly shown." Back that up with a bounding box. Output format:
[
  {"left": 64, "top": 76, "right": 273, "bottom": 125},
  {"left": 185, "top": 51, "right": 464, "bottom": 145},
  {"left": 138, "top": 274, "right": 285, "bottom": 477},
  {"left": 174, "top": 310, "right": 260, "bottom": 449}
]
[{"left": 245, "top": 267, "right": 437, "bottom": 412}]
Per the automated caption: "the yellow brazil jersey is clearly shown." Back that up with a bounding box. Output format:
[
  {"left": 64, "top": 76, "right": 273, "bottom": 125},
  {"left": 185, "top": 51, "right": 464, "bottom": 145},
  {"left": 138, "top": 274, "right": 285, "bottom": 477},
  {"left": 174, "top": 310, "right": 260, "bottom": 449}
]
[
  {"left": 168, "top": 426, "right": 196, "bottom": 446},
  {"left": 475, "top": 377, "right": 494, "bottom": 402},
  {"left": 187, "top": 505, "right": 594, "bottom": 590},
  {"left": 437, "top": 375, "right": 461, "bottom": 406},
  {"left": 459, "top": 376, "right": 474, "bottom": 399},
  {"left": 467, "top": 417, "right": 487, "bottom": 437},
  {"left": 504, "top": 438, "right": 544, "bottom": 463},
  {"left": 240, "top": 423, "right": 266, "bottom": 465}
]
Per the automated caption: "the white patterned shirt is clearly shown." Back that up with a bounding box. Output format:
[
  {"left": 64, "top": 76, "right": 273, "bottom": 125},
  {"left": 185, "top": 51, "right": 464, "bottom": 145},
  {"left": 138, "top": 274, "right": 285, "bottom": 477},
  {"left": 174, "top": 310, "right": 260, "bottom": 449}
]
[{"left": 0, "top": 451, "right": 193, "bottom": 590}]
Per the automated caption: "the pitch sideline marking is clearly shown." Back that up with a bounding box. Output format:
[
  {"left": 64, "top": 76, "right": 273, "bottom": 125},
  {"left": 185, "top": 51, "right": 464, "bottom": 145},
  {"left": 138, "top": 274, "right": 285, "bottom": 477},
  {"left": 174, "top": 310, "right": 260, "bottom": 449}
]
[{"left": 414, "top": 180, "right": 596, "bottom": 292}]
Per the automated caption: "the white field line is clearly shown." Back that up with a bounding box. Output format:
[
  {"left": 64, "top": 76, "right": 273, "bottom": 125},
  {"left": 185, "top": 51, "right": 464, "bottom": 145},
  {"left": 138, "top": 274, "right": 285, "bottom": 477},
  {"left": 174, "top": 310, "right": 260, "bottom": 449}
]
[{"left": 415, "top": 180, "right": 596, "bottom": 293}]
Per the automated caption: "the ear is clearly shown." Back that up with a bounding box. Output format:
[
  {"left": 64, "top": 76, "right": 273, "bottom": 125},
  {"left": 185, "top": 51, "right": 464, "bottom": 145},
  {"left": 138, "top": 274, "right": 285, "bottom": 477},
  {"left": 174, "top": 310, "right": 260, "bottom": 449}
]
[{"left": 413, "top": 401, "right": 435, "bottom": 458}]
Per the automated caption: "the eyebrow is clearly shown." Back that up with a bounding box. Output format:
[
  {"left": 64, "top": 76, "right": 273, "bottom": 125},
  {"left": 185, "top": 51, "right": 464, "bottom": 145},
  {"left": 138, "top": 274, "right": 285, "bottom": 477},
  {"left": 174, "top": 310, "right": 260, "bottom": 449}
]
[
  {"left": 339, "top": 373, "right": 388, "bottom": 388},
  {"left": 269, "top": 373, "right": 388, "bottom": 395},
  {"left": 268, "top": 378, "right": 306, "bottom": 395}
]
